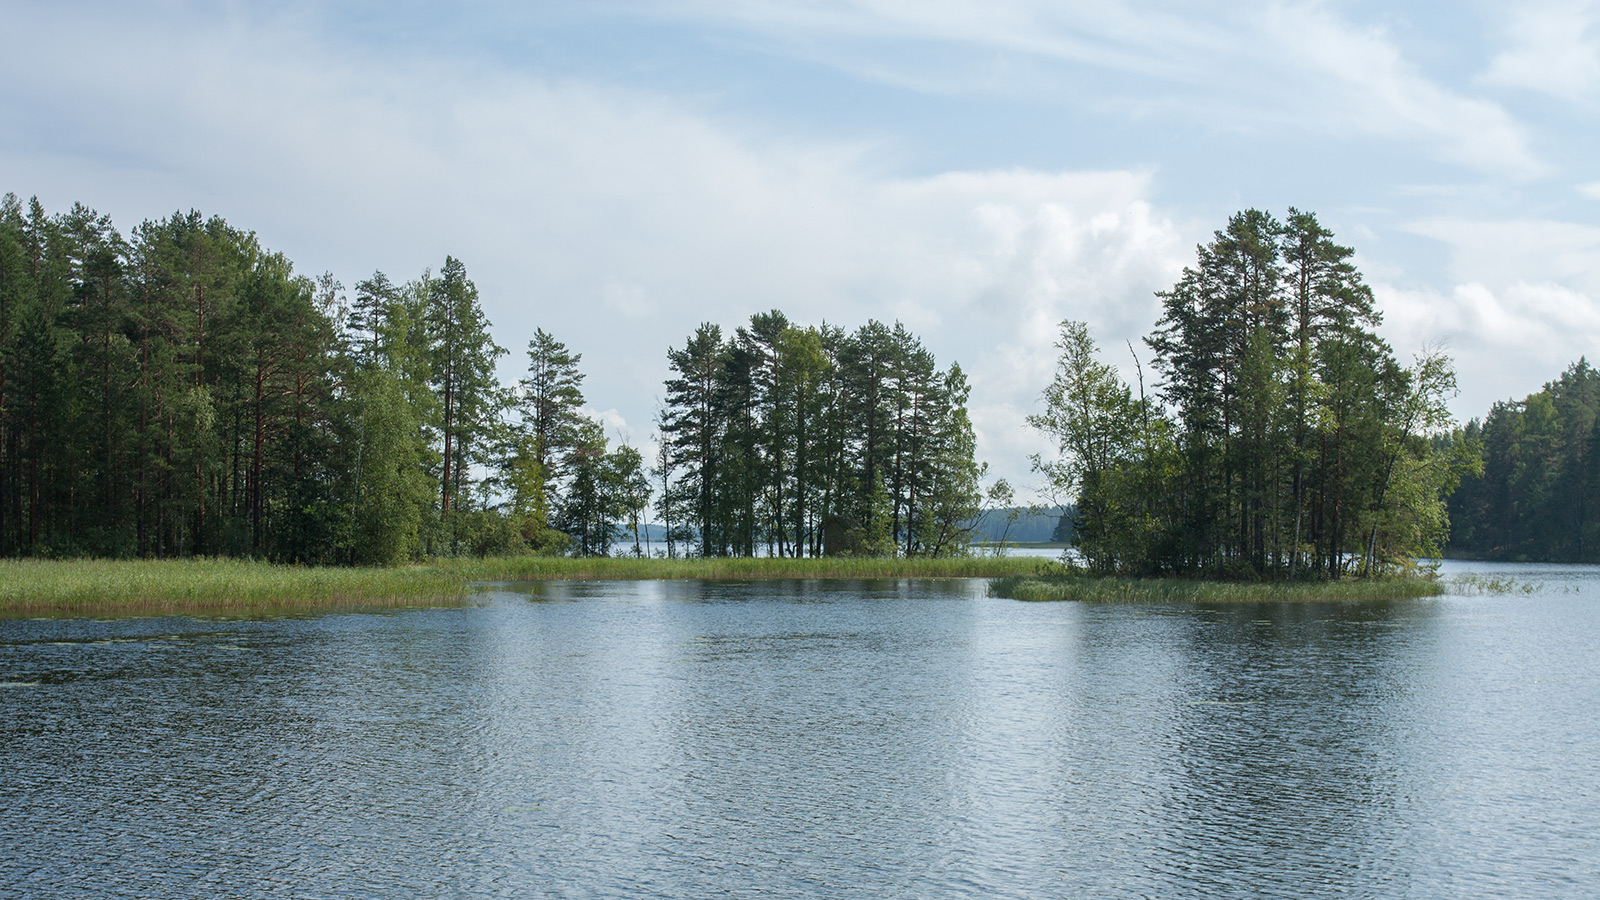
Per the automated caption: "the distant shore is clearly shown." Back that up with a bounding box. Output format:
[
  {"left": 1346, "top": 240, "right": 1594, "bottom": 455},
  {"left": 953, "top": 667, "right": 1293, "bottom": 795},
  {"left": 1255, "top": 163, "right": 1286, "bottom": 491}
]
[{"left": 0, "top": 556, "right": 1059, "bottom": 619}]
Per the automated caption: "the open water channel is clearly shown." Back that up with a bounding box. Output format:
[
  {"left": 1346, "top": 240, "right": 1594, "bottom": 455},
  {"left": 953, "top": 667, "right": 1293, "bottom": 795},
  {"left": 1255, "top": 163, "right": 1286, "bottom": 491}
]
[{"left": 2, "top": 560, "right": 1597, "bottom": 898}]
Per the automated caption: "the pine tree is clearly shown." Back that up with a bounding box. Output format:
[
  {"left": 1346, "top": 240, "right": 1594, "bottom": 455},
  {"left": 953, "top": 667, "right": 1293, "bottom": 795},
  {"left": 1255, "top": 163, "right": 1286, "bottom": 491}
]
[
  {"left": 518, "top": 329, "right": 586, "bottom": 504},
  {"left": 425, "top": 256, "right": 507, "bottom": 553}
]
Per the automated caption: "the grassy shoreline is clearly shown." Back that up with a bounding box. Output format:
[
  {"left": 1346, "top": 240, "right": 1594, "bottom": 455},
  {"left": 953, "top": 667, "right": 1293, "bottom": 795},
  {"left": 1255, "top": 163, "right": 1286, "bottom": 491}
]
[
  {"left": 990, "top": 573, "right": 1445, "bottom": 603},
  {"left": 0, "top": 555, "right": 1060, "bottom": 619},
  {"left": 0, "top": 557, "right": 1463, "bottom": 619}
]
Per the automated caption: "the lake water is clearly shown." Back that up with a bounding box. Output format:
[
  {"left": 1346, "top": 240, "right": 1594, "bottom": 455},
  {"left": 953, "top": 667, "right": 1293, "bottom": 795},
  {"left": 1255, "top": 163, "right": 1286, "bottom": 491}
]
[
  {"left": 609, "top": 540, "right": 1070, "bottom": 559},
  {"left": 2, "top": 561, "right": 1597, "bottom": 898}
]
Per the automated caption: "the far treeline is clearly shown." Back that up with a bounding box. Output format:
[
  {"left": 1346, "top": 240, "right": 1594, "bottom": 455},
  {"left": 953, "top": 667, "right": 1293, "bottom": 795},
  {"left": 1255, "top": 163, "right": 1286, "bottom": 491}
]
[
  {"left": 1446, "top": 359, "right": 1600, "bottom": 562},
  {"left": 0, "top": 194, "right": 992, "bottom": 563},
  {"left": 1032, "top": 208, "right": 1478, "bottom": 579}
]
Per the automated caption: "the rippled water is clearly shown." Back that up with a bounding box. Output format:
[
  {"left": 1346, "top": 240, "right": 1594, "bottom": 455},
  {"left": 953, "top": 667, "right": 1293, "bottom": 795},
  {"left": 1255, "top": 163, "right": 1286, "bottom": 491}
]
[{"left": 3, "top": 562, "right": 1599, "bottom": 898}]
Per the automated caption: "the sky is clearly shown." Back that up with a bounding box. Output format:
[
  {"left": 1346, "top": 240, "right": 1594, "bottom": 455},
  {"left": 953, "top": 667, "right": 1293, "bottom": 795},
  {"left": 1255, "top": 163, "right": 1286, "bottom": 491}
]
[{"left": 5, "top": 0, "right": 1600, "bottom": 499}]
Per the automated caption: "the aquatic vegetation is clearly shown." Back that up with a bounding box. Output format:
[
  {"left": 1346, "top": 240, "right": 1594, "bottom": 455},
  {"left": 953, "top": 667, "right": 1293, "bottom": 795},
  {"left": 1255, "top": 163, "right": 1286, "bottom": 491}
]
[
  {"left": 1444, "top": 573, "right": 1546, "bottom": 595},
  {"left": 0, "top": 555, "right": 1060, "bottom": 618},
  {"left": 0, "top": 558, "right": 467, "bottom": 618},
  {"left": 990, "top": 573, "right": 1444, "bottom": 603}
]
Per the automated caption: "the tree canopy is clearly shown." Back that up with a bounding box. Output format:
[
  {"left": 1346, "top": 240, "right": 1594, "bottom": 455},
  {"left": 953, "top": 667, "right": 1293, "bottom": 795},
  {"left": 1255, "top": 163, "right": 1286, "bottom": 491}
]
[
  {"left": 1447, "top": 359, "right": 1600, "bottom": 562},
  {"left": 1031, "top": 209, "right": 1475, "bottom": 578},
  {"left": 0, "top": 194, "right": 990, "bottom": 563},
  {"left": 656, "top": 313, "right": 985, "bottom": 558}
]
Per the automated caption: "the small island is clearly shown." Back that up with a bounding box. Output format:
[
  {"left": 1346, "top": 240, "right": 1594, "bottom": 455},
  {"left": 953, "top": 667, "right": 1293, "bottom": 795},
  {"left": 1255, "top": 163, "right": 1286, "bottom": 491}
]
[{"left": 995, "top": 208, "right": 1473, "bottom": 602}]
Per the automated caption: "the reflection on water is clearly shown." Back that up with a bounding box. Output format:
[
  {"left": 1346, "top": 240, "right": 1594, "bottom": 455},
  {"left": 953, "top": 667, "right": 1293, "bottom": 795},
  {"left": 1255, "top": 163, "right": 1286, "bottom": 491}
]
[{"left": 2, "top": 563, "right": 1598, "bottom": 898}]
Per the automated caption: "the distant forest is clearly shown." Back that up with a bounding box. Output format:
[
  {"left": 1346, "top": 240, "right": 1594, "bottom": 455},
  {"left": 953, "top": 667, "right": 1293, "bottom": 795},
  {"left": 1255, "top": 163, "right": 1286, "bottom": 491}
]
[
  {"left": 0, "top": 194, "right": 991, "bottom": 563},
  {"left": 1446, "top": 359, "right": 1600, "bottom": 562}
]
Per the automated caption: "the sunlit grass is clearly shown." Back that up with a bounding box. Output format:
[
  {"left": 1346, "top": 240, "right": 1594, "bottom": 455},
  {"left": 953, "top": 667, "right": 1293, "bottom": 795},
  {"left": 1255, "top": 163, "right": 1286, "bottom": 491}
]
[
  {"left": 0, "top": 557, "right": 467, "bottom": 618},
  {"left": 990, "top": 573, "right": 1444, "bottom": 603},
  {"left": 0, "top": 555, "right": 1060, "bottom": 618}
]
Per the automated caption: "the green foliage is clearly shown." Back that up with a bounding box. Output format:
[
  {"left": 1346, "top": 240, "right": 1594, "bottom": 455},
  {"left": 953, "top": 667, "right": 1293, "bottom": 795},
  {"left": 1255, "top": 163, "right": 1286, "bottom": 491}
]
[
  {"left": 1447, "top": 359, "right": 1600, "bottom": 561},
  {"left": 426, "top": 256, "right": 509, "bottom": 553},
  {"left": 1031, "top": 209, "right": 1466, "bottom": 579},
  {"left": 990, "top": 573, "right": 1443, "bottom": 603},
  {"left": 348, "top": 367, "right": 429, "bottom": 565},
  {"left": 557, "top": 420, "right": 621, "bottom": 556},
  {"left": 0, "top": 194, "right": 547, "bottom": 566},
  {"left": 657, "top": 312, "right": 989, "bottom": 558},
  {"left": 515, "top": 328, "right": 587, "bottom": 522}
]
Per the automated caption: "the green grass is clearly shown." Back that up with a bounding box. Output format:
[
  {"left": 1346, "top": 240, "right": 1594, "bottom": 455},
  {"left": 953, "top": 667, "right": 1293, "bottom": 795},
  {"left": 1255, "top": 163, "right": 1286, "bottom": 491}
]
[
  {"left": 990, "top": 573, "right": 1445, "bottom": 603},
  {"left": 0, "top": 555, "right": 1060, "bottom": 619},
  {"left": 0, "top": 558, "right": 468, "bottom": 618}
]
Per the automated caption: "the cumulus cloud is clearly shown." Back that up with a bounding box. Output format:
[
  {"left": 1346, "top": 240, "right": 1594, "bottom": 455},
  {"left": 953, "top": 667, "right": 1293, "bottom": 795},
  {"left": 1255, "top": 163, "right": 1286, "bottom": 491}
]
[
  {"left": 1376, "top": 279, "right": 1600, "bottom": 418},
  {"left": 1376, "top": 216, "right": 1600, "bottom": 416}
]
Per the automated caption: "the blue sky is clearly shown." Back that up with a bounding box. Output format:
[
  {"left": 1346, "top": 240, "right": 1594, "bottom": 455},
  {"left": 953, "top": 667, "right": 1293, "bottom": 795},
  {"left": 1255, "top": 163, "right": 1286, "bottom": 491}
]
[{"left": 6, "top": 0, "right": 1600, "bottom": 497}]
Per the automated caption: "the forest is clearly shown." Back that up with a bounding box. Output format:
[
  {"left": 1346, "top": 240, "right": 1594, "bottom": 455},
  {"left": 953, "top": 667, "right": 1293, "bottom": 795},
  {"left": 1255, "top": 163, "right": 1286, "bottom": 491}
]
[
  {"left": 3, "top": 192, "right": 1591, "bottom": 571},
  {"left": 1030, "top": 208, "right": 1478, "bottom": 579},
  {"left": 0, "top": 194, "right": 989, "bottom": 563},
  {"left": 1445, "top": 359, "right": 1600, "bottom": 562}
]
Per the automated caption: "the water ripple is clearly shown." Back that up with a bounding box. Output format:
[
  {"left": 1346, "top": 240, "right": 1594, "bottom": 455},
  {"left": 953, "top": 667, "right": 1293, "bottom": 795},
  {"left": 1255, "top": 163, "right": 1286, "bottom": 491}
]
[{"left": 2, "top": 568, "right": 1598, "bottom": 897}]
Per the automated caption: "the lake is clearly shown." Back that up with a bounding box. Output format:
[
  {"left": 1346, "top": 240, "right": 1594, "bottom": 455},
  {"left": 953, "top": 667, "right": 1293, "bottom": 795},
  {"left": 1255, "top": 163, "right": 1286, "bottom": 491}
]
[{"left": 2, "top": 560, "right": 1597, "bottom": 898}]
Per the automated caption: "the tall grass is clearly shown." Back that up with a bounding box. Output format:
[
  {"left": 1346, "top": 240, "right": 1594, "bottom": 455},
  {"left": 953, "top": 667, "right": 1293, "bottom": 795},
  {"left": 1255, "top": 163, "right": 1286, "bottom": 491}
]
[
  {"left": 991, "top": 573, "right": 1444, "bottom": 603},
  {"left": 0, "top": 558, "right": 467, "bottom": 618},
  {"left": 0, "top": 555, "right": 1059, "bottom": 618},
  {"left": 1444, "top": 573, "right": 1550, "bottom": 595}
]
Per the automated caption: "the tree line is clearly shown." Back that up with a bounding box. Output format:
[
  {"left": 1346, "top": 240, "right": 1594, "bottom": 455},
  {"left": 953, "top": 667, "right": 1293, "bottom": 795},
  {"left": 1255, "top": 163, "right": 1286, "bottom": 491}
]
[
  {"left": 0, "top": 194, "right": 989, "bottom": 563},
  {"left": 1446, "top": 359, "right": 1600, "bottom": 562},
  {"left": 655, "top": 314, "right": 987, "bottom": 558},
  {"left": 1031, "top": 208, "right": 1476, "bottom": 579}
]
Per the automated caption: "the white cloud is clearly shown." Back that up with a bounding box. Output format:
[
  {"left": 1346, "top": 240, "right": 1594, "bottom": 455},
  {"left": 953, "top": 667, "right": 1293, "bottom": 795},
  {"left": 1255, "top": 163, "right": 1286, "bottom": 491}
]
[
  {"left": 1376, "top": 279, "right": 1600, "bottom": 418},
  {"left": 1376, "top": 214, "right": 1600, "bottom": 416},
  {"left": 0, "top": 2, "right": 1187, "bottom": 497},
  {"left": 664, "top": 0, "right": 1542, "bottom": 177},
  {"left": 1258, "top": 4, "right": 1542, "bottom": 178},
  {"left": 1482, "top": 0, "right": 1600, "bottom": 102},
  {"left": 1404, "top": 217, "right": 1600, "bottom": 293}
]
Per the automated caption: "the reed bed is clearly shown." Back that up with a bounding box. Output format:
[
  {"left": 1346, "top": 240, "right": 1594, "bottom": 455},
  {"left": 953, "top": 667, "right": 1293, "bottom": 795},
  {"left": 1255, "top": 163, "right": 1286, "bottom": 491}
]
[
  {"left": 0, "top": 558, "right": 466, "bottom": 619},
  {"left": 991, "top": 573, "right": 1444, "bottom": 603},
  {"left": 1443, "top": 573, "right": 1553, "bottom": 595},
  {"left": 0, "top": 555, "right": 1059, "bottom": 619}
]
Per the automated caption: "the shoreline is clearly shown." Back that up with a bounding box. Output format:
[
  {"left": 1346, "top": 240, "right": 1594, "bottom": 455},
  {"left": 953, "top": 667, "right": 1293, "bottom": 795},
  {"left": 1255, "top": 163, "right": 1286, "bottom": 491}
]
[
  {"left": 0, "top": 556, "right": 1059, "bottom": 619},
  {"left": 0, "top": 557, "right": 1480, "bottom": 619},
  {"left": 990, "top": 573, "right": 1445, "bottom": 603}
]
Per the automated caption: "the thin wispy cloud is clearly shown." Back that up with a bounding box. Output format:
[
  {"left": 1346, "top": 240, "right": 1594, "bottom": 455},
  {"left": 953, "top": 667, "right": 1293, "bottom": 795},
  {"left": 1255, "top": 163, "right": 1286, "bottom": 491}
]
[
  {"left": 662, "top": 0, "right": 1542, "bottom": 177},
  {"left": 1483, "top": 0, "right": 1600, "bottom": 103}
]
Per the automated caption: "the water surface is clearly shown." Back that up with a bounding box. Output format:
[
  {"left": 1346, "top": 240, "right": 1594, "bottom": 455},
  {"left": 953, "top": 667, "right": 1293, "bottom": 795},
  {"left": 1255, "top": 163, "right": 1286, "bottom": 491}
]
[{"left": 2, "top": 562, "right": 1597, "bottom": 898}]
